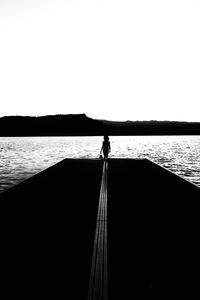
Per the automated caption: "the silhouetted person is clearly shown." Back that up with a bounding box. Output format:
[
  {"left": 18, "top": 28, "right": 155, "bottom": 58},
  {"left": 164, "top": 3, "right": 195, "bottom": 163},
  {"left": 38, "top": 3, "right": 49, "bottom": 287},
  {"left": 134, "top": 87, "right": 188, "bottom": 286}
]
[{"left": 100, "top": 135, "right": 111, "bottom": 161}]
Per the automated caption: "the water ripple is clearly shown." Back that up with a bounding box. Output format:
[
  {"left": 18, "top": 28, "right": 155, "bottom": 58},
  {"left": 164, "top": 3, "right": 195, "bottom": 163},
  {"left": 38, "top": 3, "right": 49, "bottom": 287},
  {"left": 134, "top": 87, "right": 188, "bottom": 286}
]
[{"left": 0, "top": 136, "right": 200, "bottom": 192}]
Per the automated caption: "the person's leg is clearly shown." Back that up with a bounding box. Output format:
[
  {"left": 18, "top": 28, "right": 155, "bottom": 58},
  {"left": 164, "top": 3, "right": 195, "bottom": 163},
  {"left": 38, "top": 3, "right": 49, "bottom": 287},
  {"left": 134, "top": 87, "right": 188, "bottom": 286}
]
[{"left": 104, "top": 150, "right": 108, "bottom": 161}]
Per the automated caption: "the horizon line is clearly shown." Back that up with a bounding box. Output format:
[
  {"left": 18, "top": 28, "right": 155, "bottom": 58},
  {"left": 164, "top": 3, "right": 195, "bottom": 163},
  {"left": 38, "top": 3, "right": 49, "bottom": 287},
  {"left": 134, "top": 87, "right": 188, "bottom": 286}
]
[{"left": 0, "top": 113, "right": 200, "bottom": 123}]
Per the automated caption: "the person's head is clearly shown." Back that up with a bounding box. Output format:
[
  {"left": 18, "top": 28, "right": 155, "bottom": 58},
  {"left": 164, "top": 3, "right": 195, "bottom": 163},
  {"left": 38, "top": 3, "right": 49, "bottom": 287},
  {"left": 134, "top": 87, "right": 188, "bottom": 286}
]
[{"left": 104, "top": 135, "right": 109, "bottom": 141}]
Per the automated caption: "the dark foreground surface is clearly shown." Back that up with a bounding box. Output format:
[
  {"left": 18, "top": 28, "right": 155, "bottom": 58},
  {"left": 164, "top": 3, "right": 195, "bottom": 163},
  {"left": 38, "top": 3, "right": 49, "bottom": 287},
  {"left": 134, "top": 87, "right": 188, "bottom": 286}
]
[
  {"left": 108, "top": 159, "right": 200, "bottom": 300},
  {"left": 0, "top": 159, "right": 200, "bottom": 299}
]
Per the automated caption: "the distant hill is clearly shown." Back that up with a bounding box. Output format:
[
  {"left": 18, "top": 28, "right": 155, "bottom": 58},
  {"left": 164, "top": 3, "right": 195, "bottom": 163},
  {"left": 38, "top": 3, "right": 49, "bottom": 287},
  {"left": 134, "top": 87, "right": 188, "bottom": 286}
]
[{"left": 0, "top": 114, "right": 200, "bottom": 136}]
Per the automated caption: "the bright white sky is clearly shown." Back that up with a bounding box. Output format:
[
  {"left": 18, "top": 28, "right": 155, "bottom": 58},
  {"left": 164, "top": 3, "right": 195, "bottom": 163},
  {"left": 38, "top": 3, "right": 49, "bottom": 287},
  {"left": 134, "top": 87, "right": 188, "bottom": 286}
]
[{"left": 0, "top": 0, "right": 200, "bottom": 121}]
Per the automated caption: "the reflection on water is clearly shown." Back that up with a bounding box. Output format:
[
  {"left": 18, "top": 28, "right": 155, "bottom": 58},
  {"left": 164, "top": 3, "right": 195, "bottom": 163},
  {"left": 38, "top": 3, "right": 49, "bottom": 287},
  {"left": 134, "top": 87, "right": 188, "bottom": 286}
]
[{"left": 0, "top": 136, "right": 200, "bottom": 192}]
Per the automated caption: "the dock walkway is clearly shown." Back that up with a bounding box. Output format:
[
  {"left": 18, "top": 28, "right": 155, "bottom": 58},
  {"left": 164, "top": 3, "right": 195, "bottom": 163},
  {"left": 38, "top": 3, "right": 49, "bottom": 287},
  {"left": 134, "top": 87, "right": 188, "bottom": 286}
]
[{"left": 0, "top": 159, "right": 200, "bottom": 299}]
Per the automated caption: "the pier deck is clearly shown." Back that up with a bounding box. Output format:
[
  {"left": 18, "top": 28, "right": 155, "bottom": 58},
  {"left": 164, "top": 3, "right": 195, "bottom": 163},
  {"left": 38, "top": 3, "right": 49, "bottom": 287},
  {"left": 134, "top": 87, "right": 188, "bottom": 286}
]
[{"left": 0, "top": 159, "right": 200, "bottom": 299}]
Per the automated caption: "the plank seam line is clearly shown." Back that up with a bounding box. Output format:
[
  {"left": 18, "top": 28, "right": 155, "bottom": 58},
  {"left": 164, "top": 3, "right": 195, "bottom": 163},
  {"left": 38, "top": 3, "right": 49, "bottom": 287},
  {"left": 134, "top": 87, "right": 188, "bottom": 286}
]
[{"left": 88, "top": 161, "right": 108, "bottom": 300}]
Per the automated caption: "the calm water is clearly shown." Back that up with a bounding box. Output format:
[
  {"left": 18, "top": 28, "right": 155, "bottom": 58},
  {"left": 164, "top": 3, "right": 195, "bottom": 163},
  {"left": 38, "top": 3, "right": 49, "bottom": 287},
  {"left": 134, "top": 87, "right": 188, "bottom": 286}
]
[{"left": 0, "top": 136, "right": 200, "bottom": 193}]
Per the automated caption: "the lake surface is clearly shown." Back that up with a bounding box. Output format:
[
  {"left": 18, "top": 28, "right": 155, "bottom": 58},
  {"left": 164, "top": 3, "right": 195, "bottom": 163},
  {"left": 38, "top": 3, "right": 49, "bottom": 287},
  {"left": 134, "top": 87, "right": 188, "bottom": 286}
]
[{"left": 0, "top": 136, "right": 200, "bottom": 193}]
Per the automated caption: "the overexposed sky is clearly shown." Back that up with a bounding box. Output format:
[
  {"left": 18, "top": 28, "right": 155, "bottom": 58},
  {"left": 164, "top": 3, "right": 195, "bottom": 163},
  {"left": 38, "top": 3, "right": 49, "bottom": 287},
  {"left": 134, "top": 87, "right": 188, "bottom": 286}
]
[{"left": 0, "top": 0, "right": 200, "bottom": 121}]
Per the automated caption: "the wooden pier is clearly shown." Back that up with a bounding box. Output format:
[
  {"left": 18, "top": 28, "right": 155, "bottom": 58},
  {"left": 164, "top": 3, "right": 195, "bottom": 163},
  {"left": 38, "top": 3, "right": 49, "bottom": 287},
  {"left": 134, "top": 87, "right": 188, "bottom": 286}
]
[{"left": 0, "top": 158, "right": 200, "bottom": 299}]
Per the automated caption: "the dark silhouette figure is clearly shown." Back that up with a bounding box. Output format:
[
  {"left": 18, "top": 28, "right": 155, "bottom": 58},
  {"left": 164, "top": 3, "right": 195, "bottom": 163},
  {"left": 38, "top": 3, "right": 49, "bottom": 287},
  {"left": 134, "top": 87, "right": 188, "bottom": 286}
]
[{"left": 100, "top": 135, "right": 111, "bottom": 161}]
